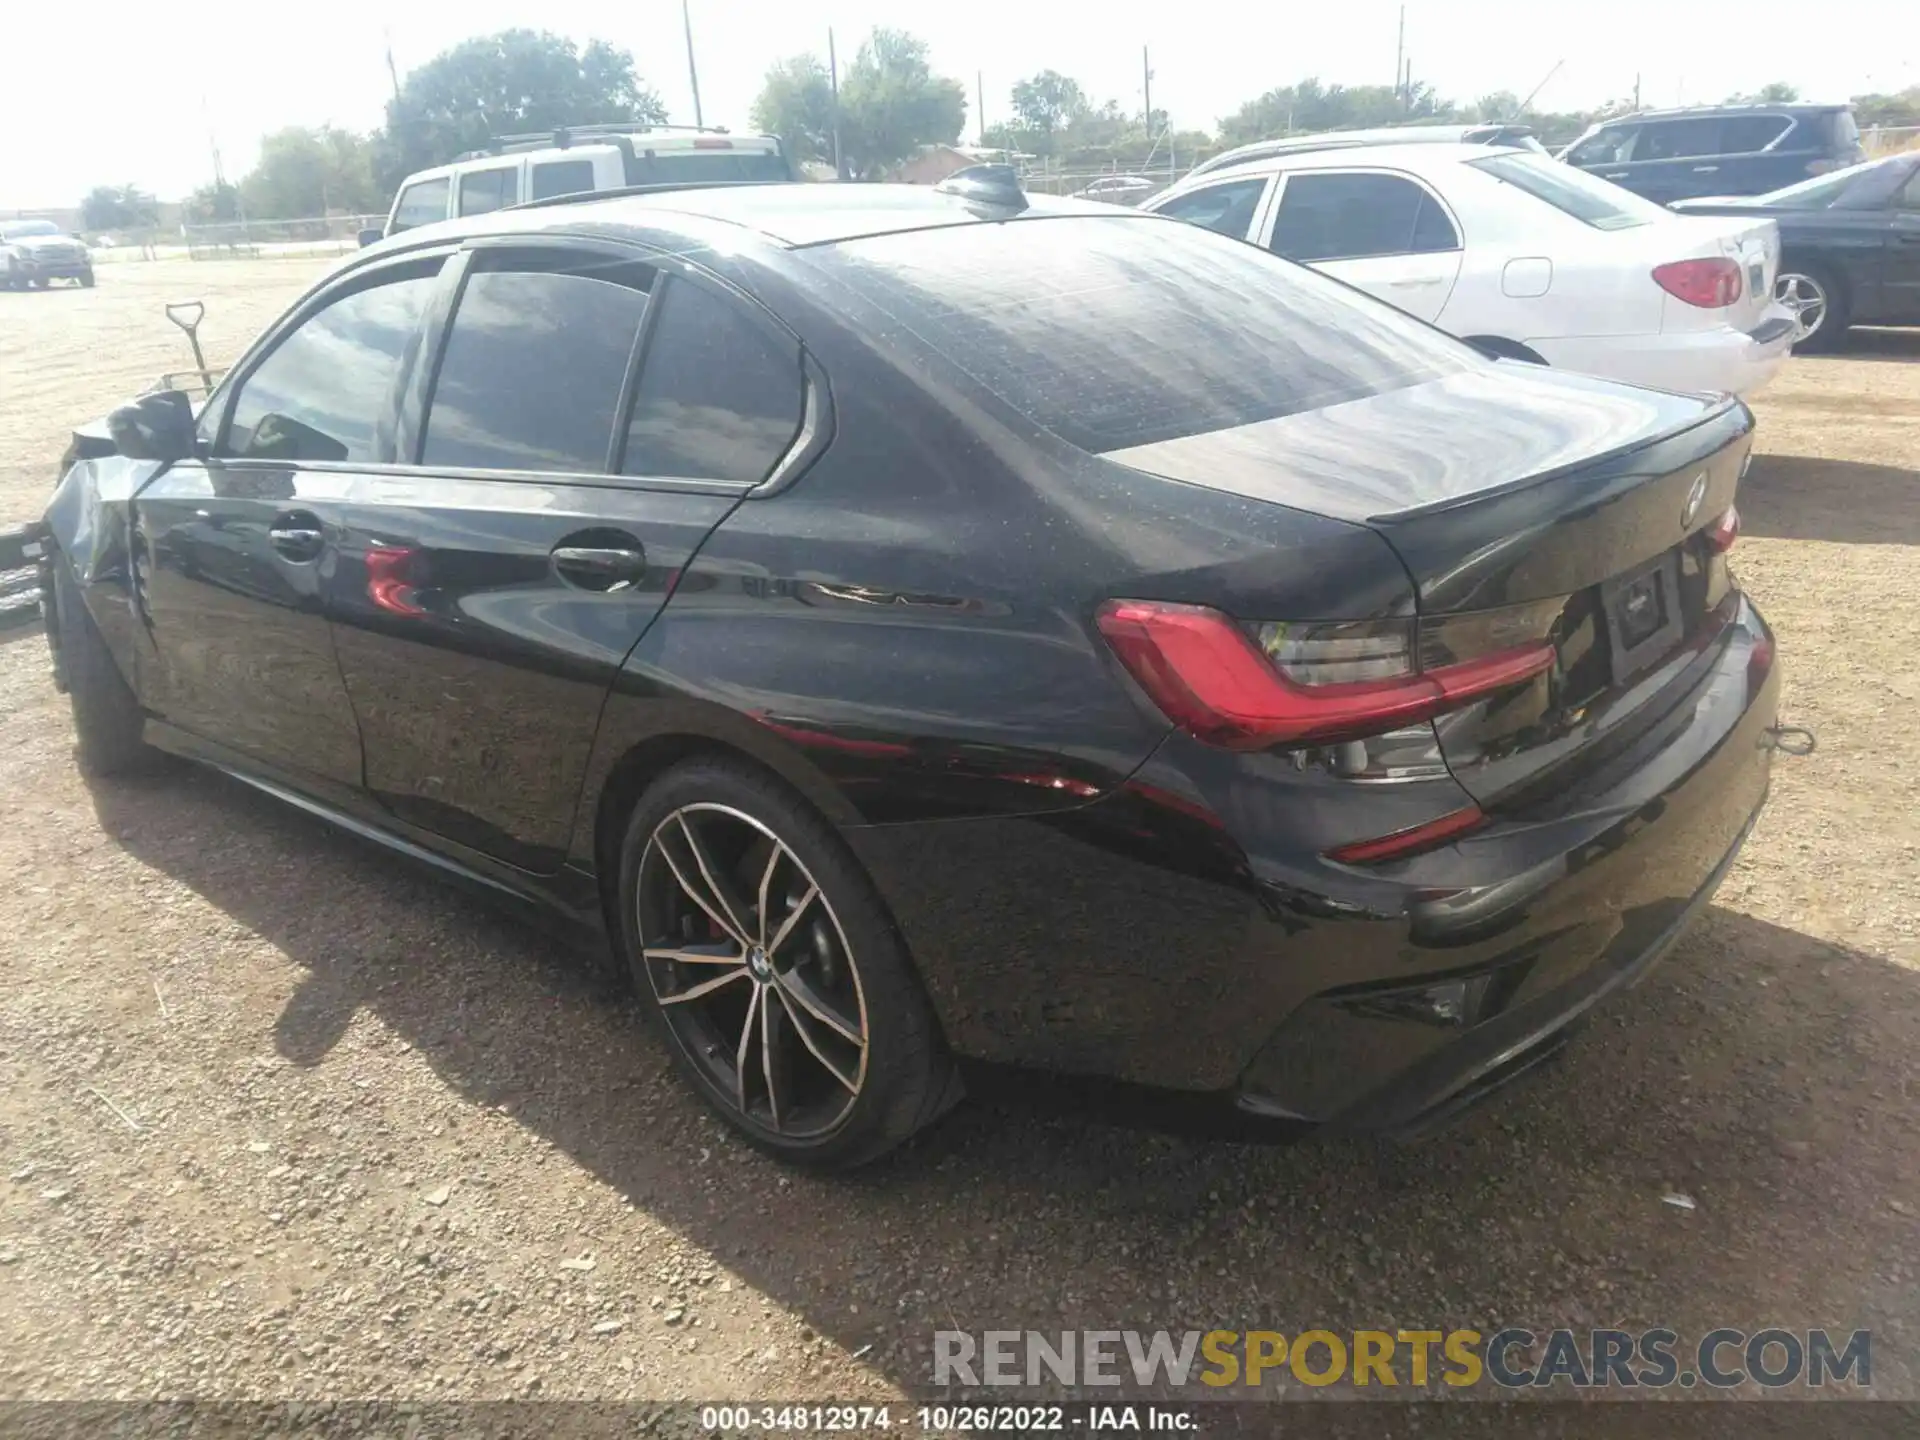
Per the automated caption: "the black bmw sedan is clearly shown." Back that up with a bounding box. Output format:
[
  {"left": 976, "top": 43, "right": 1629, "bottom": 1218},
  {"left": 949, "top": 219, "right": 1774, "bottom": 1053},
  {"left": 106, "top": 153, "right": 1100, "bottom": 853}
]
[
  {"left": 1673, "top": 151, "right": 1920, "bottom": 351},
  {"left": 43, "top": 174, "right": 1778, "bottom": 1168}
]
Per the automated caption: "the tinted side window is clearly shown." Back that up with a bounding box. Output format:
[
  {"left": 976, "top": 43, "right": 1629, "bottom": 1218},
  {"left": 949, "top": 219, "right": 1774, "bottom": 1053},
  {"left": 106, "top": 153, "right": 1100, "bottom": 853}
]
[
  {"left": 392, "top": 179, "right": 449, "bottom": 232},
  {"left": 458, "top": 167, "right": 519, "bottom": 216},
  {"left": 421, "top": 267, "right": 650, "bottom": 473},
  {"left": 226, "top": 271, "right": 439, "bottom": 463},
  {"left": 1269, "top": 172, "right": 1438, "bottom": 262},
  {"left": 1899, "top": 168, "right": 1920, "bottom": 210},
  {"left": 1156, "top": 179, "right": 1267, "bottom": 239},
  {"left": 1718, "top": 115, "right": 1792, "bottom": 153},
  {"left": 1636, "top": 118, "right": 1724, "bottom": 161},
  {"left": 622, "top": 280, "right": 803, "bottom": 485},
  {"left": 1567, "top": 126, "right": 1638, "bottom": 165},
  {"left": 530, "top": 160, "right": 597, "bottom": 201}
]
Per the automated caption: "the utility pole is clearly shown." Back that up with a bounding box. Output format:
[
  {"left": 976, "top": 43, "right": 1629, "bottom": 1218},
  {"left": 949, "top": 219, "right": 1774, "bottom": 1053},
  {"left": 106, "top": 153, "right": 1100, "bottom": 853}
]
[
  {"left": 383, "top": 28, "right": 402, "bottom": 102},
  {"left": 1395, "top": 5, "right": 1405, "bottom": 102},
  {"left": 977, "top": 70, "right": 986, "bottom": 147},
  {"left": 1633, "top": 73, "right": 1642, "bottom": 109},
  {"left": 682, "top": 0, "right": 704, "bottom": 130},
  {"left": 829, "top": 28, "right": 845, "bottom": 180},
  {"left": 1142, "top": 46, "right": 1153, "bottom": 131}
]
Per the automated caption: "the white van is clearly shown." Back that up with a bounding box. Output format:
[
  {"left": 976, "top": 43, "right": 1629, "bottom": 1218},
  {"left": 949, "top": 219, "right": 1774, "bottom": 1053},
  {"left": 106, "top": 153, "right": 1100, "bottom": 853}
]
[{"left": 377, "top": 124, "right": 792, "bottom": 240}]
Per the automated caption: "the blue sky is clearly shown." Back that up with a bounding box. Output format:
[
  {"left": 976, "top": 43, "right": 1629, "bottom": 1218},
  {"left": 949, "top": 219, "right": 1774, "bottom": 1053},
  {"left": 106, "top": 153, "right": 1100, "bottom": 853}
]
[{"left": 3, "top": 0, "right": 1915, "bottom": 208}]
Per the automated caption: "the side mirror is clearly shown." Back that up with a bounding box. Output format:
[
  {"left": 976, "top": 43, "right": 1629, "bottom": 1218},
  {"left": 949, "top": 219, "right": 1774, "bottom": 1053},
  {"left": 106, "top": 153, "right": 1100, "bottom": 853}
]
[
  {"left": 107, "top": 390, "right": 198, "bottom": 463},
  {"left": 358, "top": 227, "right": 384, "bottom": 249}
]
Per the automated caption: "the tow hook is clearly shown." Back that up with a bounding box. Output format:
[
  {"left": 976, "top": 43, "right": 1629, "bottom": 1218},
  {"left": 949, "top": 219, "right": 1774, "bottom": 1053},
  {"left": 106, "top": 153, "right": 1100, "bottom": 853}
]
[{"left": 1763, "top": 723, "right": 1816, "bottom": 757}]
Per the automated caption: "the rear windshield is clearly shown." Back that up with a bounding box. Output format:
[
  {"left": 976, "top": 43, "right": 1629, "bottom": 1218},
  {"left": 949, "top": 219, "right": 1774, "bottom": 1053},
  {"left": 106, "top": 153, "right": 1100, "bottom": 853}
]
[
  {"left": 625, "top": 151, "right": 791, "bottom": 185},
  {"left": 817, "top": 215, "right": 1472, "bottom": 453},
  {"left": 1469, "top": 151, "right": 1668, "bottom": 230}
]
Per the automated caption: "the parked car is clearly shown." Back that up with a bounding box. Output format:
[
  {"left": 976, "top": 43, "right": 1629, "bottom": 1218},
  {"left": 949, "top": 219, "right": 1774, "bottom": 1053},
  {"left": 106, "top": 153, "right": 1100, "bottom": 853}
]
[
  {"left": 1670, "top": 152, "right": 1920, "bottom": 351},
  {"left": 44, "top": 172, "right": 1778, "bottom": 1169},
  {"left": 1143, "top": 141, "right": 1796, "bottom": 396},
  {"left": 1, "top": 219, "right": 94, "bottom": 289},
  {"left": 1188, "top": 123, "right": 1544, "bottom": 182},
  {"left": 373, "top": 123, "right": 792, "bottom": 242},
  {"left": 1560, "top": 104, "right": 1866, "bottom": 205},
  {"left": 1070, "top": 175, "right": 1159, "bottom": 206}
]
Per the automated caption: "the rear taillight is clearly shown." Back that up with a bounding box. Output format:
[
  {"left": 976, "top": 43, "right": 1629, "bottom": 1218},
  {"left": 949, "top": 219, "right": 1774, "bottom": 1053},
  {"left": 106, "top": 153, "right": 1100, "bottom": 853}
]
[
  {"left": 1653, "top": 257, "right": 1743, "bottom": 308},
  {"left": 692, "top": 137, "right": 734, "bottom": 150},
  {"left": 1095, "top": 600, "right": 1554, "bottom": 751},
  {"left": 1707, "top": 505, "right": 1739, "bottom": 552}
]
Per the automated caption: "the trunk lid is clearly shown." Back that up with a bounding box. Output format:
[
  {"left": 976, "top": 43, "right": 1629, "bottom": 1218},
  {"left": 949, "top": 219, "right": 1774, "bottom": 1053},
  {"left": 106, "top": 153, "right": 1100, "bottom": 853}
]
[
  {"left": 1649, "top": 213, "right": 1780, "bottom": 336},
  {"left": 1105, "top": 364, "right": 1756, "bottom": 807}
]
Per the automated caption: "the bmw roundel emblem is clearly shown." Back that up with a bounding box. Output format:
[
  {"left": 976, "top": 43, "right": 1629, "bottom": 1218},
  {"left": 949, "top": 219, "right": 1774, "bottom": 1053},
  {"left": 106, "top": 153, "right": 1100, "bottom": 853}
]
[{"left": 1683, "top": 473, "right": 1708, "bottom": 529}]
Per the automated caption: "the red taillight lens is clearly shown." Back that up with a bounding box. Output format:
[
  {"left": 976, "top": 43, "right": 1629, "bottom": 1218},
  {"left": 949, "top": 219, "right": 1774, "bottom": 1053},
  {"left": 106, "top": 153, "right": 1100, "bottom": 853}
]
[
  {"left": 1095, "top": 599, "right": 1554, "bottom": 750},
  {"left": 1707, "top": 505, "right": 1739, "bottom": 552},
  {"left": 1653, "top": 257, "right": 1743, "bottom": 308}
]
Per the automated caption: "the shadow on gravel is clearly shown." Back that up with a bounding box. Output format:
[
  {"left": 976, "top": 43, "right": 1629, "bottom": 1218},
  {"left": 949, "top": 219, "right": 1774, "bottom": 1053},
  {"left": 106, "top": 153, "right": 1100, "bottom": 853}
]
[
  {"left": 1739, "top": 453, "right": 1920, "bottom": 546},
  {"left": 1821, "top": 328, "right": 1920, "bottom": 363},
  {"left": 88, "top": 765, "right": 1920, "bottom": 1400}
]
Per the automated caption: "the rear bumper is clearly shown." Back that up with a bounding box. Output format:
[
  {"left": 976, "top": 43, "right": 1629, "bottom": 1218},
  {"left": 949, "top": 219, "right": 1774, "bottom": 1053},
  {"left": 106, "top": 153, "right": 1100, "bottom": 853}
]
[
  {"left": 1529, "top": 306, "right": 1796, "bottom": 399},
  {"left": 849, "top": 596, "right": 1777, "bottom": 1139}
]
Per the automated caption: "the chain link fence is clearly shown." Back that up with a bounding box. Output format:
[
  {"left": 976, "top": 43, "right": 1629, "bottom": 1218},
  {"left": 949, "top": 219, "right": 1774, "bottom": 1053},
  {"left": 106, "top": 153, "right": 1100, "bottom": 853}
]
[{"left": 89, "top": 215, "right": 386, "bottom": 264}]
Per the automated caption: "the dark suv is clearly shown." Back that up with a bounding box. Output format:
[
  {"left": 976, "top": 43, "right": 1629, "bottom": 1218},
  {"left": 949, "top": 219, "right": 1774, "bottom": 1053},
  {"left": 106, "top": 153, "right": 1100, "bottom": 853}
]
[{"left": 1562, "top": 104, "right": 1865, "bottom": 204}]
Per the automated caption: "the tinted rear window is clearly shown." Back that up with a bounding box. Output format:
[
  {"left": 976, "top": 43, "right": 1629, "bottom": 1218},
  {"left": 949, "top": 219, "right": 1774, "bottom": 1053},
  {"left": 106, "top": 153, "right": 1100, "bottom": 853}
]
[
  {"left": 818, "top": 216, "right": 1471, "bottom": 453},
  {"left": 530, "top": 160, "right": 597, "bottom": 201}
]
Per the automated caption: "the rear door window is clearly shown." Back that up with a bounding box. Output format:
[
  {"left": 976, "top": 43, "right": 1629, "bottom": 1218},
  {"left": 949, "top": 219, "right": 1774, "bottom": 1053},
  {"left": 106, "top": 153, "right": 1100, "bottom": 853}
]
[
  {"left": 621, "top": 279, "right": 804, "bottom": 484},
  {"left": 391, "top": 178, "right": 450, "bottom": 232},
  {"left": 1269, "top": 172, "right": 1455, "bottom": 262},
  {"left": 529, "top": 159, "right": 598, "bottom": 201},
  {"left": 1635, "top": 118, "right": 1725, "bottom": 160},
  {"left": 225, "top": 268, "right": 442, "bottom": 463},
  {"left": 1717, "top": 115, "right": 1792, "bottom": 154},
  {"left": 420, "top": 260, "right": 651, "bottom": 473},
  {"left": 818, "top": 215, "right": 1471, "bottom": 454},
  {"left": 1153, "top": 178, "right": 1268, "bottom": 239},
  {"left": 458, "top": 166, "right": 520, "bottom": 216}
]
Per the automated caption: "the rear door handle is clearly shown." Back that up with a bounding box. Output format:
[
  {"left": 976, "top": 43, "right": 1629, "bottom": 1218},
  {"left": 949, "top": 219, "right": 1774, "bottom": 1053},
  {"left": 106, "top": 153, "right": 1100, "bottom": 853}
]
[
  {"left": 1601, "top": 171, "right": 1628, "bottom": 179},
  {"left": 553, "top": 542, "right": 647, "bottom": 591},
  {"left": 1691, "top": 165, "right": 1720, "bottom": 173},
  {"left": 1388, "top": 276, "right": 1444, "bottom": 288},
  {"left": 268, "top": 510, "right": 325, "bottom": 562}
]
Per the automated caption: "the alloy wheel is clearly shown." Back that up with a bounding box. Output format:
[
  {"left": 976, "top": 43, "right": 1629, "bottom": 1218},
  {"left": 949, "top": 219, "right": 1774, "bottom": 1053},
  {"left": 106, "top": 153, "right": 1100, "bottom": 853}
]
[
  {"left": 637, "top": 803, "right": 869, "bottom": 1138},
  {"left": 1775, "top": 271, "right": 1828, "bottom": 343}
]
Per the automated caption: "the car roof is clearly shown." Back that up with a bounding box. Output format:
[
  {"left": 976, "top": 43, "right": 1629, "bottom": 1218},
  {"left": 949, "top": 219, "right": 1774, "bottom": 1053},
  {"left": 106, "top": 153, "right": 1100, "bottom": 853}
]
[
  {"left": 1189, "top": 140, "right": 1495, "bottom": 182},
  {"left": 363, "top": 181, "right": 1132, "bottom": 255},
  {"left": 1598, "top": 102, "right": 1849, "bottom": 123}
]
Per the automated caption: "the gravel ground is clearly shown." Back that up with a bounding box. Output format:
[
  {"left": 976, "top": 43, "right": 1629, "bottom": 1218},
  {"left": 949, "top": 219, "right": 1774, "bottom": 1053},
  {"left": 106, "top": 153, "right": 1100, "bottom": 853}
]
[{"left": 0, "top": 263, "right": 1916, "bottom": 1408}]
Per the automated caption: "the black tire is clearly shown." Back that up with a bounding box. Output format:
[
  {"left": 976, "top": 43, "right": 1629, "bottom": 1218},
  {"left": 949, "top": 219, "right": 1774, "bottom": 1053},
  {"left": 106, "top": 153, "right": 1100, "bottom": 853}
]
[
  {"left": 79, "top": 271, "right": 95, "bottom": 289},
  {"left": 51, "top": 560, "right": 153, "bottom": 776},
  {"left": 617, "top": 756, "right": 956, "bottom": 1169},
  {"left": 1778, "top": 262, "right": 1849, "bottom": 354}
]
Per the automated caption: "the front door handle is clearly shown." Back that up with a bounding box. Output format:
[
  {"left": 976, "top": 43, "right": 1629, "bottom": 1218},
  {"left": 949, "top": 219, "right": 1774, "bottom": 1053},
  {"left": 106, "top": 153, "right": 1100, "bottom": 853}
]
[
  {"left": 1388, "top": 276, "right": 1444, "bottom": 288},
  {"left": 553, "top": 543, "right": 647, "bottom": 591},
  {"left": 268, "top": 510, "right": 325, "bottom": 562},
  {"left": 1691, "top": 165, "right": 1720, "bottom": 173}
]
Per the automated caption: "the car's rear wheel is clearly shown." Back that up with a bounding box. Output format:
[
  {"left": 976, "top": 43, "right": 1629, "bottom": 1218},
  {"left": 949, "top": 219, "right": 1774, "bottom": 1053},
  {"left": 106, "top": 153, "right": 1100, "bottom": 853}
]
[
  {"left": 79, "top": 272, "right": 95, "bottom": 289},
  {"left": 617, "top": 757, "right": 956, "bottom": 1168},
  {"left": 1777, "top": 264, "right": 1848, "bottom": 353},
  {"left": 50, "top": 560, "right": 154, "bottom": 776}
]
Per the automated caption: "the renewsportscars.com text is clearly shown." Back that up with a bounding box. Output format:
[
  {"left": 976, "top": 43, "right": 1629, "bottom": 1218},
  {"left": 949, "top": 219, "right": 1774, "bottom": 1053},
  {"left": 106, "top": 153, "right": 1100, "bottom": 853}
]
[{"left": 933, "top": 1327, "right": 1871, "bottom": 1390}]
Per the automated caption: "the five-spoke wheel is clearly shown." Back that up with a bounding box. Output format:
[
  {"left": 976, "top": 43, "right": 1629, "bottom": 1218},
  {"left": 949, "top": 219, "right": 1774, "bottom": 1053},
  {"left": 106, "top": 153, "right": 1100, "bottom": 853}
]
[
  {"left": 618, "top": 758, "right": 955, "bottom": 1167},
  {"left": 639, "top": 803, "right": 869, "bottom": 1138}
]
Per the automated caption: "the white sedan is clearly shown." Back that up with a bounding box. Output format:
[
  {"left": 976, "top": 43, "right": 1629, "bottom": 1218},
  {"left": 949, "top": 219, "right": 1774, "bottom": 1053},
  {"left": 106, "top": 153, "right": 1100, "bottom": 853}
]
[{"left": 1142, "top": 142, "right": 1797, "bottom": 397}]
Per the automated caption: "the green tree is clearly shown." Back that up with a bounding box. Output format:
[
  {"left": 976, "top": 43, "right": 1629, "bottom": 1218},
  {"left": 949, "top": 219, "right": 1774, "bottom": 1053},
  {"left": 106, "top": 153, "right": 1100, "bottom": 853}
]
[
  {"left": 1010, "top": 69, "right": 1089, "bottom": 155},
  {"left": 184, "top": 180, "right": 243, "bottom": 223},
  {"left": 239, "top": 126, "right": 382, "bottom": 219},
  {"left": 1471, "top": 90, "right": 1523, "bottom": 122},
  {"left": 1852, "top": 85, "right": 1920, "bottom": 128},
  {"left": 79, "top": 184, "right": 157, "bottom": 232},
  {"left": 378, "top": 29, "right": 667, "bottom": 190},
  {"left": 751, "top": 55, "right": 837, "bottom": 168},
  {"left": 838, "top": 28, "right": 967, "bottom": 179},
  {"left": 1726, "top": 82, "right": 1801, "bottom": 104},
  {"left": 1217, "top": 76, "right": 1454, "bottom": 147}
]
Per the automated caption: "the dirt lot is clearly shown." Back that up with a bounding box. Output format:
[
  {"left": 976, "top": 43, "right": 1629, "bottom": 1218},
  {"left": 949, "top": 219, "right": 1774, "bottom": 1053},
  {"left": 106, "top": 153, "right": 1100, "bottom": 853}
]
[{"left": 0, "top": 261, "right": 1916, "bottom": 1407}]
